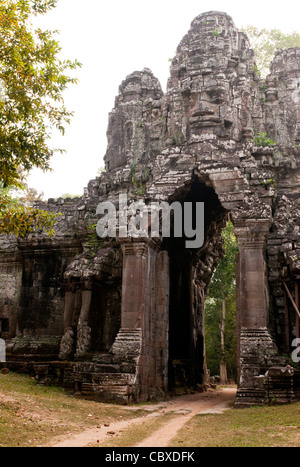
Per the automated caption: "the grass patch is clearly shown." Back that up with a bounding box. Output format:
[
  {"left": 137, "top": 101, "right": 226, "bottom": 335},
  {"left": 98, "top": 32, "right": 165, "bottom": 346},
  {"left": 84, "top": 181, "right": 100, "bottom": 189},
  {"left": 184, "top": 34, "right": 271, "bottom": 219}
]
[
  {"left": 170, "top": 403, "right": 300, "bottom": 447},
  {"left": 2, "top": 374, "right": 300, "bottom": 448},
  {"left": 0, "top": 372, "right": 145, "bottom": 447}
]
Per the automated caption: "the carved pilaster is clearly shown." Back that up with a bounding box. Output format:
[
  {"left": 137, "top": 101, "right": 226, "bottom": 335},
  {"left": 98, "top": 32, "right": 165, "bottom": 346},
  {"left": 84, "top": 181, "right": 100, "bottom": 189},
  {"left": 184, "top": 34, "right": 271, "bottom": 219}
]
[
  {"left": 119, "top": 239, "right": 161, "bottom": 329},
  {"left": 234, "top": 220, "right": 285, "bottom": 406},
  {"left": 234, "top": 220, "right": 270, "bottom": 329}
]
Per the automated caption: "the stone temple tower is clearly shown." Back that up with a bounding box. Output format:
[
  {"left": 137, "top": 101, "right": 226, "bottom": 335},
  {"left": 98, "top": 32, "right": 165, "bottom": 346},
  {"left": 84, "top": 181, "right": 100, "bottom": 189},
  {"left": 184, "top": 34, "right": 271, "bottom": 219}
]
[{"left": 0, "top": 11, "right": 300, "bottom": 406}]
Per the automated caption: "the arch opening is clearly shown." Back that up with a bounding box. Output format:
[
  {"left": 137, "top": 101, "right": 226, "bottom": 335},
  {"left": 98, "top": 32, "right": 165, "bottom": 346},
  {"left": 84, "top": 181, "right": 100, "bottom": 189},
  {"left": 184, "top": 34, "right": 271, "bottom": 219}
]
[
  {"left": 162, "top": 175, "right": 229, "bottom": 392},
  {"left": 204, "top": 221, "right": 239, "bottom": 385}
]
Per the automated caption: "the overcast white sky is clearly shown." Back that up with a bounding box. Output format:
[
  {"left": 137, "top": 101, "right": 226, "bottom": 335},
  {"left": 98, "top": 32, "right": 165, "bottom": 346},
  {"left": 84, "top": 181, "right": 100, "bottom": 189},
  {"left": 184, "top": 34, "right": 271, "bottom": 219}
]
[{"left": 26, "top": 0, "right": 300, "bottom": 200}]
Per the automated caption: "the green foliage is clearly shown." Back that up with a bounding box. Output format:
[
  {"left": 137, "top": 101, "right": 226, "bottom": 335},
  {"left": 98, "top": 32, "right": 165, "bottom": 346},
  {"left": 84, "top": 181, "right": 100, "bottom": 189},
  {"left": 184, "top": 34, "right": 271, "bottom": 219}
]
[
  {"left": 60, "top": 193, "right": 80, "bottom": 199},
  {"left": 241, "top": 26, "right": 300, "bottom": 77},
  {"left": 208, "top": 221, "right": 238, "bottom": 300},
  {"left": 0, "top": 0, "right": 81, "bottom": 236},
  {"left": 205, "top": 221, "right": 239, "bottom": 379},
  {"left": 212, "top": 27, "right": 221, "bottom": 38},
  {"left": 130, "top": 163, "right": 136, "bottom": 179},
  {"left": 252, "top": 64, "right": 262, "bottom": 77},
  {"left": 129, "top": 162, "right": 146, "bottom": 196},
  {"left": 97, "top": 166, "right": 106, "bottom": 176},
  {"left": 86, "top": 223, "right": 104, "bottom": 251},
  {"left": 171, "top": 132, "right": 184, "bottom": 145},
  {"left": 0, "top": 0, "right": 81, "bottom": 189},
  {"left": 252, "top": 132, "right": 276, "bottom": 147},
  {"left": 132, "top": 180, "right": 145, "bottom": 196},
  {"left": 0, "top": 185, "right": 59, "bottom": 237}
]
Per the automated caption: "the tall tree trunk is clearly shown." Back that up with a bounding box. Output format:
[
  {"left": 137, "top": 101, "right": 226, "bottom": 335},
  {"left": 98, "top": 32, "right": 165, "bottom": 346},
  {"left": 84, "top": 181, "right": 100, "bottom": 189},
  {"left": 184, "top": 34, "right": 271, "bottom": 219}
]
[{"left": 220, "top": 298, "right": 227, "bottom": 384}]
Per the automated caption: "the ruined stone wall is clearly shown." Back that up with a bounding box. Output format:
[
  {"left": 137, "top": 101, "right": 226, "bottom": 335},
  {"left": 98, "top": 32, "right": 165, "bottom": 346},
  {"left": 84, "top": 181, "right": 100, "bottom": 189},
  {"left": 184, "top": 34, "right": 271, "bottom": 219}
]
[
  {"left": 0, "top": 197, "right": 84, "bottom": 354},
  {"left": 0, "top": 235, "right": 22, "bottom": 339}
]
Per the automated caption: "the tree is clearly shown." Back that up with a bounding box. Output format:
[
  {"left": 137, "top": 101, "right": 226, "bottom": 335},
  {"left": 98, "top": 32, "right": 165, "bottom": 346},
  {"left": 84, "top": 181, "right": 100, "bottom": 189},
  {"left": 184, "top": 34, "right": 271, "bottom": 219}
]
[
  {"left": 60, "top": 193, "right": 81, "bottom": 199},
  {"left": 17, "top": 185, "right": 44, "bottom": 206},
  {"left": 0, "top": 184, "right": 57, "bottom": 236},
  {"left": 241, "top": 26, "right": 300, "bottom": 77},
  {"left": 205, "top": 221, "right": 239, "bottom": 382},
  {"left": 0, "top": 0, "right": 81, "bottom": 236}
]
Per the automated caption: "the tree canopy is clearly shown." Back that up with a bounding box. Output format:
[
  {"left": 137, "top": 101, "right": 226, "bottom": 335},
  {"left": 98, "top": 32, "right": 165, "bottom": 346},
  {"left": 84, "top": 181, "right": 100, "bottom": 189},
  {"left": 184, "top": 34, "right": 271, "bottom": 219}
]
[
  {"left": 241, "top": 26, "right": 300, "bottom": 77},
  {"left": 0, "top": 0, "right": 81, "bottom": 236},
  {"left": 0, "top": 184, "right": 57, "bottom": 236}
]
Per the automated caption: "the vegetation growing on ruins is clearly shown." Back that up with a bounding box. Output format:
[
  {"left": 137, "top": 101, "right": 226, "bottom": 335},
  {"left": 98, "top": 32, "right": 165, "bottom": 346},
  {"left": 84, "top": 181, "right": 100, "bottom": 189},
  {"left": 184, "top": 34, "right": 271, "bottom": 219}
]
[{"left": 252, "top": 132, "right": 276, "bottom": 147}]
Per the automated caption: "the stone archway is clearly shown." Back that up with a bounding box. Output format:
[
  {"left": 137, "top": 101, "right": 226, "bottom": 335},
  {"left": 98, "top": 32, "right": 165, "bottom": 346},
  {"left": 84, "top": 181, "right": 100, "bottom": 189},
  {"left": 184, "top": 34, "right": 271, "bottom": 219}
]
[
  {"left": 162, "top": 175, "right": 227, "bottom": 391},
  {"left": 110, "top": 164, "right": 282, "bottom": 405}
]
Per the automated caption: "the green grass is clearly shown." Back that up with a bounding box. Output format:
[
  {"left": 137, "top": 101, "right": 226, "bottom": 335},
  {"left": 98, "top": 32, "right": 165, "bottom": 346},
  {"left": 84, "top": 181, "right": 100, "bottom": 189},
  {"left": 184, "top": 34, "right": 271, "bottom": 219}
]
[
  {"left": 1, "top": 373, "right": 300, "bottom": 447},
  {"left": 170, "top": 403, "right": 300, "bottom": 447},
  {"left": 0, "top": 372, "right": 145, "bottom": 447}
]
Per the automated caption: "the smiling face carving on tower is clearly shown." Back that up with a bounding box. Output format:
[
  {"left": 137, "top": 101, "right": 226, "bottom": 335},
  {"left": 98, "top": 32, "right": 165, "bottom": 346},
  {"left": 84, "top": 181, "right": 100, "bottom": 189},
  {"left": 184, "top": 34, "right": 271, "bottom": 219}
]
[
  {"left": 167, "top": 11, "right": 255, "bottom": 142},
  {"left": 265, "top": 47, "right": 300, "bottom": 145},
  {"left": 189, "top": 76, "right": 230, "bottom": 135}
]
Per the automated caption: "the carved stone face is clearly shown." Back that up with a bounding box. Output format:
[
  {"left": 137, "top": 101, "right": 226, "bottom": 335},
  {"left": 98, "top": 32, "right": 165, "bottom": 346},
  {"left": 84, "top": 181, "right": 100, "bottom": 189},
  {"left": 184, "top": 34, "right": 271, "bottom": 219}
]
[
  {"left": 267, "top": 49, "right": 300, "bottom": 145},
  {"left": 188, "top": 75, "right": 233, "bottom": 137},
  {"left": 169, "top": 11, "right": 252, "bottom": 141}
]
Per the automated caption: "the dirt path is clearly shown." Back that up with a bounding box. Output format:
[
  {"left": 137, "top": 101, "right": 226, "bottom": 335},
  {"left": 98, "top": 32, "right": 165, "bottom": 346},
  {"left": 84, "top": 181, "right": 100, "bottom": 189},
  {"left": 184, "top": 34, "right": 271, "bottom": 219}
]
[
  {"left": 48, "top": 387, "right": 236, "bottom": 448},
  {"left": 135, "top": 387, "right": 236, "bottom": 448}
]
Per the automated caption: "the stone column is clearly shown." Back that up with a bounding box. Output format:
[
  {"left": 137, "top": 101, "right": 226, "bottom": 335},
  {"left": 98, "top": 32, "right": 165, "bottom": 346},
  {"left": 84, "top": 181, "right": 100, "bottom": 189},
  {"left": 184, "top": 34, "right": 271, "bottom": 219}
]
[
  {"left": 76, "top": 279, "right": 93, "bottom": 357},
  {"left": 235, "top": 221, "right": 269, "bottom": 330},
  {"left": 111, "top": 241, "right": 148, "bottom": 379},
  {"left": 111, "top": 239, "right": 169, "bottom": 402},
  {"left": 59, "top": 280, "right": 76, "bottom": 360},
  {"left": 153, "top": 250, "right": 169, "bottom": 395},
  {"left": 234, "top": 220, "right": 283, "bottom": 407},
  {"left": 120, "top": 241, "right": 148, "bottom": 329},
  {"left": 63, "top": 283, "right": 76, "bottom": 333}
]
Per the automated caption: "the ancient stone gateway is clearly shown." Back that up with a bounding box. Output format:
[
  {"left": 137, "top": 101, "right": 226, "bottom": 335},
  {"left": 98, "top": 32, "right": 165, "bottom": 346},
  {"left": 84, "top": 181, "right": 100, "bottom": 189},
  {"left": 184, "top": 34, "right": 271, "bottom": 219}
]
[{"left": 1, "top": 11, "right": 300, "bottom": 406}]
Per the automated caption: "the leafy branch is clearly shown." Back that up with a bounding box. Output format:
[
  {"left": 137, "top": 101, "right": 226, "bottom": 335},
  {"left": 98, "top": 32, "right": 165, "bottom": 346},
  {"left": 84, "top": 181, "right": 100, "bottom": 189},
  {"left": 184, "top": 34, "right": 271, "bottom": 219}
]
[
  {"left": 252, "top": 132, "right": 276, "bottom": 147},
  {"left": 0, "top": 186, "right": 59, "bottom": 237}
]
